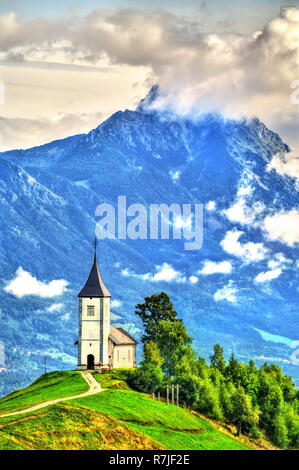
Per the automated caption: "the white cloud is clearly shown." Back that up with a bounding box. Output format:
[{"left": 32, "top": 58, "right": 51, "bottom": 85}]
[
  {"left": 169, "top": 170, "right": 181, "bottom": 182},
  {"left": 47, "top": 303, "right": 63, "bottom": 313},
  {"left": 221, "top": 230, "right": 268, "bottom": 263},
  {"left": 224, "top": 199, "right": 265, "bottom": 225},
  {"left": 206, "top": 201, "right": 216, "bottom": 211},
  {"left": 0, "top": 7, "right": 297, "bottom": 150},
  {"left": 267, "top": 153, "right": 299, "bottom": 185},
  {"left": 255, "top": 268, "right": 282, "bottom": 283},
  {"left": 223, "top": 176, "right": 265, "bottom": 226},
  {"left": 121, "top": 263, "right": 198, "bottom": 284},
  {"left": 4, "top": 267, "right": 68, "bottom": 298},
  {"left": 143, "top": 7, "right": 299, "bottom": 148},
  {"left": 214, "top": 281, "right": 238, "bottom": 303},
  {"left": 62, "top": 312, "right": 71, "bottom": 321},
  {"left": 198, "top": 260, "right": 232, "bottom": 275},
  {"left": 263, "top": 209, "right": 299, "bottom": 246},
  {"left": 267, "top": 253, "right": 290, "bottom": 270},
  {"left": 111, "top": 299, "right": 122, "bottom": 309},
  {"left": 237, "top": 186, "right": 252, "bottom": 197},
  {"left": 144, "top": 263, "right": 187, "bottom": 283}
]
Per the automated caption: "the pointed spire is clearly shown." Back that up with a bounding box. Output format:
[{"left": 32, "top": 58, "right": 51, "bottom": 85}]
[
  {"left": 94, "top": 237, "right": 97, "bottom": 262},
  {"left": 78, "top": 238, "right": 111, "bottom": 298}
]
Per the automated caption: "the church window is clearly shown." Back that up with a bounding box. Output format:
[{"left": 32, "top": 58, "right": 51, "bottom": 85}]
[
  {"left": 128, "top": 349, "right": 131, "bottom": 361},
  {"left": 87, "top": 306, "right": 95, "bottom": 316}
]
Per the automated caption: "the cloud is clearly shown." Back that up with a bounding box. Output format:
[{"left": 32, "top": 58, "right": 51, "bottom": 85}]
[
  {"left": 139, "top": 6, "right": 299, "bottom": 148},
  {"left": 214, "top": 281, "right": 237, "bottom": 303},
  {"left": 224, "top": 198, "right": 265, "bottom": 226},
  {"left": 198, "top": 260, "right": 232, "bottom": 275},
  {"left": 0, "top": 7, "right": 298, "bottom": 149},
  {"left": 267, "top": 153, "right": 299, "bottom": 186},
  {"left": 263, "top": 209, "right": 299, "bottom": 246},
  {"left": 220, "top": 230, "right": 268, "bottom": 263},
  {"left": 62, "top": 312, "right": 71, "bottom": 321},
  {"left": 206, "top": 201, "right": 216, "bottom": 212},
  {"left": 223, "top": 176, "right": 265, "bottom": 226},
  {"left": 169, "top": 169, "right": 181, "bottom": 182},
  {"left": 255, "top": 268, "right": 282, "bottom": 283},
  {"left": 267, "top": 253, "right": 290, "bottom": 270},
  {"left": 4, "top": 267, "right": 68, "bottom": 298},
  {"left": 111, "top": 299, "right": 122, "bottom": 308},
  {"left": 47, "top": 303, "right": 63, "bottom": 312},
  {"left": 121, "top": 262, "right": 197, "bottom": 284}
]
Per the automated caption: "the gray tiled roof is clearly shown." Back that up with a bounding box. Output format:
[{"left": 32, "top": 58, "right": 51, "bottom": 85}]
[
  {"left": 78, "top": 254, "right": 111, "bottom": 298},
  {"left": 109, "top": 326, "right": 138, "bottom": 345}
]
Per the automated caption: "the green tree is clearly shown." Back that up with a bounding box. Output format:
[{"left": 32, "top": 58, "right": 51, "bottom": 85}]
[
  {"left": 284, "top": 404, "right": 299, "bottom": 448},
  {"left": 197, "top": 379, "right": 223, "bottom": 420},
  {"left": 226, "top": 353, "right": 243, "bottom": 385},
  {"left": 210, "top": 344, "right": 226, "bottom": 375},
  {"left": 230, "top": 387, "right": 259, "bottom": 436},
  {"left": 127, "top": 341, "right": 164, "bottom": 393},
  {"left": 257, "top": 371, "right": 284, "bottom": 432},
  {"left": 272, "top": 414, "right": 289, "bottom": 449},
  {"left": 196, "top": 357, "right": 209, "bottom": 379},
  {"left": 155, "top": 319, "right": 192, "bottom": 377},
  {"left": 219, "top": 381, "right": 236, "bottom": 422},
  {"left": 135, "top": 292, "right": 179, "bottom": 344},
  {"left": 142, "top": 340, "right": 164, "bottom": 368},
  {"left": 176, "top": 374, "right": 200, "bottom": 408}
]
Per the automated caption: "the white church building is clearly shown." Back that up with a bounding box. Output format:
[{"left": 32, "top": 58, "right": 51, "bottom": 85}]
[{"left": 76, "top": 242, "right": 137, "bottom": 371}]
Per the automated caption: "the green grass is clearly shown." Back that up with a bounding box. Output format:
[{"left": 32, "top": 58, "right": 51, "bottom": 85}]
[
  {"left": 0, "top": 370, "right": 251, "bottom": 450},
  {"left": 0, "top": 403, "right": 162, "bottom": 450},
  {"left": 72, "top": 389, "right": 249, "bottom": 450},
  {"left": 92, "top": 369, "right": 131, "bottom": 390},
  {"left": 0, "top": 371, "right": 88, "bottom": 415}
]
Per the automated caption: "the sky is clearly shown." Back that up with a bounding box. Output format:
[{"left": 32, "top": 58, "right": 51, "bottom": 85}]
[{"left": 0, "top": 1, "right": 298, "bottom": 155}]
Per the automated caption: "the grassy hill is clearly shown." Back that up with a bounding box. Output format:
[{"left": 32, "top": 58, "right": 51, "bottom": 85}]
[
  {"left": 0, "top": 371, "right": 88, "bottom": 415},
  {"left": 0, "top": 370, "right": 253, "bottom": 450}
]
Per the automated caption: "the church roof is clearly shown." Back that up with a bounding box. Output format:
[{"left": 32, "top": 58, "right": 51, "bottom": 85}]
[
  {"left": 109, "top": 326, "right": 138, "bottom": 345},
  {"left": 78, "top": 252, "right": 111, "bottom": 298}
]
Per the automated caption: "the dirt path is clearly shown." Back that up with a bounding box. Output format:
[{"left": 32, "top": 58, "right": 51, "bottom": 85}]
[{"left": 0, "top": 372, "right": 103, "bottom": 419}]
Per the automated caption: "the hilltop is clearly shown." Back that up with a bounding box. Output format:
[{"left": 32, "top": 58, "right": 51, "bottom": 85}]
[{"left": 0, "top": 369, "right": 280, "bottom": 450}]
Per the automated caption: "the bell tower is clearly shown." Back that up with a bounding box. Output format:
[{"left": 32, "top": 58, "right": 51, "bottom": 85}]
[{"left": 77, "top": 239, "right": 111, "bottom": 370}]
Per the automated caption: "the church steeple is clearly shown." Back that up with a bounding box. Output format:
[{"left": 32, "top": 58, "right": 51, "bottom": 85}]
[{"left": 78, "top": 238, "right": 111, "bottom": 298}]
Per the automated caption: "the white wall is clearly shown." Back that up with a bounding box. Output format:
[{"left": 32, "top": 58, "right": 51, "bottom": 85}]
[
  {"left": 78, "top": 296, "right": 110, "bottom": 367},
  {"left": 113, "top": 344, "right": 136, "bottom": 368}
]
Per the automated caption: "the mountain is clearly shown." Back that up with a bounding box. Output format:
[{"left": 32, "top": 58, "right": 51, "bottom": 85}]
[{"left": 0, "top": 86, "right": 298, "bottom": 396}]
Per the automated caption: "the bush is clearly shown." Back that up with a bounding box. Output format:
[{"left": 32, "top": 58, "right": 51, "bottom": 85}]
[
  {"left": 176, "top": 374, "right": 200, "bottom": 407},
  {"left": 196, "top": 379, "right": 223, "bottom": 420},
  {"left": 127, "top": 366, "right": 163, "bottom": 394},
  {"left": 272, "top": 415, "right": 289, "bottom": 449}
]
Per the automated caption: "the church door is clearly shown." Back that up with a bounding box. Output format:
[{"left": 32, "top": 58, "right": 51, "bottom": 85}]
[{"left": 87, "top": 354, "right": 94, "bottom": 370}]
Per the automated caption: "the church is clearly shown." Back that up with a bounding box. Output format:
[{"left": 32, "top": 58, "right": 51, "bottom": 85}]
[{"left": 76, "top": 242, "right": 137, "bottom": 371}]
